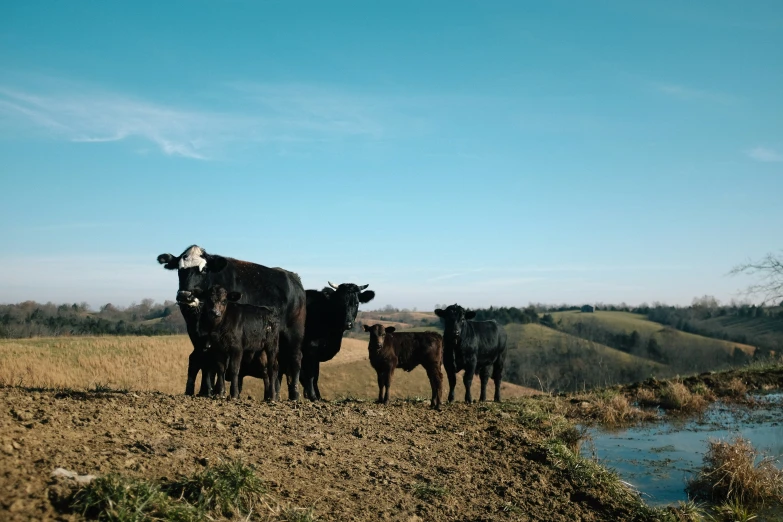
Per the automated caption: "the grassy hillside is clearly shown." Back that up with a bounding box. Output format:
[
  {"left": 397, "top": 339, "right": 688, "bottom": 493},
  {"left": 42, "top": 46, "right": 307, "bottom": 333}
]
[
  {"left": 681, "top": 313, "right": 783, "bottom": 351},
  {"left": 504, "top": 323, "right": 665, "bottom": 392},
  {"left": 357, "top": 310, "right": 439, "bottom": 330},
  {"left": 551, "top": 311, "right": 755, "bottom": 355}
]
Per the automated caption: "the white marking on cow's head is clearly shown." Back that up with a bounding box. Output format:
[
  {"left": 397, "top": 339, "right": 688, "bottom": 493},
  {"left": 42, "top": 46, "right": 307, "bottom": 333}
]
[
  {"left": 186, "top": 298, "right": 200, "bottom": 307},
  {"left": 179, "top": 245, "right": 207, "bottom": 272}
]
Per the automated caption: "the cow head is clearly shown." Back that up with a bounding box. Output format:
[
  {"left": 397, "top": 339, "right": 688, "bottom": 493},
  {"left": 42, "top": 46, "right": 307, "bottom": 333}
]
[
  {"left": 322, "top": 282, "right": 375, "bottom": 331},
  {"left": 192, "top": 285, "right": 241, "bottom": 336},
  {"left": 157, "top": 245, "right": 229, "bottom": 307},
  {"left": 363, "top": 324, "right": 394, "bottom": 353},
  {"left": 434, "top": 304, "right": 475, "bottom": 345}
]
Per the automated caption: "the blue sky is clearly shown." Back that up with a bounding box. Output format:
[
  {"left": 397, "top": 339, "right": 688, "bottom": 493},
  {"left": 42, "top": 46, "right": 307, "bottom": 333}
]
[{"left": 1, "top": 0, "right": 781, "bottom": 310}]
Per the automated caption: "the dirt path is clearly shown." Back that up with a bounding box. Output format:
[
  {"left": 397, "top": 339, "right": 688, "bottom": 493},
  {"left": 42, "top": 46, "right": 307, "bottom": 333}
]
[{"left": 0, "top": 386, "right": 652, "bottom": 521}]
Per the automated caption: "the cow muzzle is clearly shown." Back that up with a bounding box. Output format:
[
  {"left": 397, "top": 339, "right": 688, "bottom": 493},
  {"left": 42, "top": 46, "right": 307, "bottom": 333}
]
[{"left": 176, "top": 291, "right": 200, "bottom": 307}]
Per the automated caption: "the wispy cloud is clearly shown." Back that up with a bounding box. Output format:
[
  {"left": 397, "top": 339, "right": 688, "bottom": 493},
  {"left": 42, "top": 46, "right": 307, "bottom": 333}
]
[
  {"left": 746, "top": 146, "right": 783, "bottom": 163},
  {"left": 0, "top": 77, "right": 407, "bottom": 160}
]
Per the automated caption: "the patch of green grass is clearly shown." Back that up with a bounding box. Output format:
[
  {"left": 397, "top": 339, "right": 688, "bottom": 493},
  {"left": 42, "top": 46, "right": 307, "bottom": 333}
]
[
  {"left": 68, "top": 459, "right": 294, "bottom": 522},
  {"left": 410, "top": 481, "right": 447, "bottom": 501},
  {"left": 668, "top": 499, "right": 708, "bottom": 521},
  {"left": 543, "top": 440, "right": 661, "bottom": 520},
  {"left": 167, "top": 460, "right": 266, "bottom": 517},
  {"left": 71, "top": 473, "right": 196, "bottom": 522},
  {"left": 710, "top": 498, "right": 758, "bottom": 522}
]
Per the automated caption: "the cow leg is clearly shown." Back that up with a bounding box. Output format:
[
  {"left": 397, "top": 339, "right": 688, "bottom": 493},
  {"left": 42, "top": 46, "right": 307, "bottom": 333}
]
[
  {"left": 383, "top": 369, "right": 393, "bottom": 404},
  {"left": 479, "top": 365, "right": 491, "bottom": 402},
  {"left": 312, "top": 363, "right": 322, "bottom": 401},
  {"left": 228, "top": 354, "right": 242, "bottom": 400},
  {"left": 287, "top": 361, "right": 301, "bottom": 401},
  {"left": 425, "top": 363, "right": 443, "bottom": 410},
  {"left": 299, "top": 356, "right": 318, "bottom": 401},
  {"left": 463, "top": 361, "right": 477, "bottom": 403},
  {"left": 492, "top": 359, "right": 503, "bottom": 403},
  {"left": 284, "top": 347, "right": 302, "bottom": 402},
  {"left": 376, "top": 372, "right": 385, "bottom": 403},
  {"left": 185, "top": 350, "right": 202, "bottom": 396},
  {"left": 265, "top": 352, "right": 278, "bottom": 402},
  {"left": 446, "top": 367, "right": 457, "bottom": 403},
  {"left": 214, "top": 361, "right": 226, "bottom": 398}
]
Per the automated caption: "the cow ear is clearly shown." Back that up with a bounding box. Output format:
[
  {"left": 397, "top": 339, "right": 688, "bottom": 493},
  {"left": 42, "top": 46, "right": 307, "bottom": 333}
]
[
  {"left": 465, "top": 311, "right": 476, "bottom": 320},
  {"left": 362, "top": 324, "right": 371, "bottom": 332},
  {"left": 434, "top": 309, "right": 444, "bottom": 318},
  {"left": 227, "top": 291, "right": 242, "bottom": 302},
  {"left": 206, "top": 255, "right": 228, "bottom": 273},
  {"left": 385, "top": 326, "right": 396, "bottom": 333},
  {"left": 157, "top": 253, "right": 179, "bottom": 270},
  {"left": 359, "top": 290, "right": 375, "bottom": 303}
]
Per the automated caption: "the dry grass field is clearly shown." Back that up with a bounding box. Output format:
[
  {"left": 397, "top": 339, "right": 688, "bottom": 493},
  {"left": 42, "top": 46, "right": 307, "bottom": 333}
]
[{"left": 0, "top": 335, "right": 538, "bottom": 401}]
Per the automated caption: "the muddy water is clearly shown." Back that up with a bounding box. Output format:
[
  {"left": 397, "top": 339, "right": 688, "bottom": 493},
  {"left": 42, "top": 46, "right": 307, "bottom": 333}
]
[{"left": 583, "top": 395, "right": 783, "bottom": 506}]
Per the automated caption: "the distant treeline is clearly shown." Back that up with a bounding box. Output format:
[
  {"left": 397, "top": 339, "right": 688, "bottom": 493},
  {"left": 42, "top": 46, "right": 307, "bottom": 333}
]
[{"left": 0, "top": 300, "right": 187, "bottom": 338}]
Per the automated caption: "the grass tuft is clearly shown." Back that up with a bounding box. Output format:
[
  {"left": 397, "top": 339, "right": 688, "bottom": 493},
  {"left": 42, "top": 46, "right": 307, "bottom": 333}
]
[
  {"left": 687, "top": 436, "right": 783, "bottom": 507},
  {"left": 71, "top": 473, "right": 196, "bottom": 522},
  {"left": 69, "top": 459, "right": 291, "bottom": 522},
  {"left": 167, "top": 459, "right": 266, "bottom": 517},
  {"left": 410, "top": 481, "right": 447, "bottom": 501},
  {"left": 668, "top": 499, "right": 707, "bottom": 521},
  {"left": 711, "top": 498, "right": 758, "bottom": 521},
  {"left": 717, "top": 378, "right": 748, "bottom": 399}
]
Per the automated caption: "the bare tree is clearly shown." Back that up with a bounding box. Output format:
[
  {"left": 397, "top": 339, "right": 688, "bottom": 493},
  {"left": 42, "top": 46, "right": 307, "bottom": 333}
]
[{"left": 730, "top": 251, "right": 783, "bottom": 305}]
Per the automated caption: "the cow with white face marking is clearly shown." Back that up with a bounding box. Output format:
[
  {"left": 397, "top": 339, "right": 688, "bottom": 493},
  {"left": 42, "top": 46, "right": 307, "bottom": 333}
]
[
  {"left": 157, "top": 245, "right": 306, "bottom": 400},
  {"left": 299, "top": 282, "right": 375, "bottom": 400},
  {"left": 434, "top": 304, "right": 507, "bottom": 403}
]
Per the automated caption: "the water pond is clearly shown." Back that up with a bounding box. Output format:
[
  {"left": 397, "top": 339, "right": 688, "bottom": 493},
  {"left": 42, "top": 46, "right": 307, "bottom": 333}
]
[{"left": 582, "top": 394, "right": 783, "bottom": 506}]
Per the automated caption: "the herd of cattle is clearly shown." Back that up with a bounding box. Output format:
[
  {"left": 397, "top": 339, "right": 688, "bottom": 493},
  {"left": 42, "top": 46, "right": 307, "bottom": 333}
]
[{"left": 157, "top": 245, "right": 508, "bottom": 408}]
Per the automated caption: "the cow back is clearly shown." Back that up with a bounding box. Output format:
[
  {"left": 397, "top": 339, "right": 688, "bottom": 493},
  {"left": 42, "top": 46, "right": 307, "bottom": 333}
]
[
  {"left": 449, "top": 320, "right": 506, "bottom": 370},
  {"left": 207, "top": 259, "right": 305, "bottom": 333},
  {"left": 388, "top": 331, "right": 443, "bottom": 372}
]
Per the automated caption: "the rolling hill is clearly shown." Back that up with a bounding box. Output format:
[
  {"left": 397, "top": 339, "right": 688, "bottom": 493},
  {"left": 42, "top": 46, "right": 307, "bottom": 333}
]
[
  {"left": 551, "top": 310, "right": 756, "bottom": 356},
  {"left": 503, "top": 323, "right": 666, "bottom": 392}
]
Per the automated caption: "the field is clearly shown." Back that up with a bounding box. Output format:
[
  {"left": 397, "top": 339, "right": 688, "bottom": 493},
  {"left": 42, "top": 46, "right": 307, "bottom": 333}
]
[
  {"left": 0, "top": 335, "right": 657, "bottom": 521},
  {"left": 551, "top": 311, "right": 757, "bottom": 356},
  {"left": 0, "top": 336, "right": 538, "bottom": 402},
  {"left": 357, "top": 311, "right": 439, "bottom": 331}
]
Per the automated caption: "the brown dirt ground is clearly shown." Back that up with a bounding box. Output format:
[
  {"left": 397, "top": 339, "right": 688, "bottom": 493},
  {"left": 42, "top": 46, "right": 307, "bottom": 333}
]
[{"left": 0, "top": 386, "right": 652, "bottom": 522}]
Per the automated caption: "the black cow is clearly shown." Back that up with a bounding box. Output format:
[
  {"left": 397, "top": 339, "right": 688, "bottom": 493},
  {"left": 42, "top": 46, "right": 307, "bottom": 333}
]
[
  {"left": 157, "top": 245, "right": 306, "bottom": 400},
  {"left": 434, "top": 304, "right": 507, "bottom": 403},
  {"left": 300, "top": 282, "right": 375, "bottom": 400},
  {"left": 194, "top": 285, "right": 279, "bottom": 400},
  {"left": 363, "top": 324, "right": 443, "bottom": 409}
]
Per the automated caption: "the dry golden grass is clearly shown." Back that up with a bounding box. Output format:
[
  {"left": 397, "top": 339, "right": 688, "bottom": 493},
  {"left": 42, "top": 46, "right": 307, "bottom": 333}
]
[
  {"left": 596, "top": 394, "right": 643, "bottom": 426},
  {"left": 0, "top": 336, "right": 192, "bottom": 394},
  {"left": 718, "top": 377, "right": 749, "bottom": 399},
  {"left": 687, "top": 436, "right": 783, "bottom": 506},
  {"left": 0, "top": 336, "right": 540, "bottom": 401},
  {"left": 658, "top": 382, "right": 708, "bottom": 412}
]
